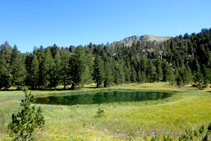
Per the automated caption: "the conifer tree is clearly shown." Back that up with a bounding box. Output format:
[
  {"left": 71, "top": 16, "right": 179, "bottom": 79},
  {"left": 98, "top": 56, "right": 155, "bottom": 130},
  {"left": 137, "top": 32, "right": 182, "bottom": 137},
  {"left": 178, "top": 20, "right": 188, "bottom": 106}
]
[
  {"left": 93, "top": 55, "right": 105, "bottom": 88},
  {"left": 83, "top": 53, "right": 94, "bottom": 85},
  {"left": 38, "top": 48, "right": 48, "bottom": 88},
  {"left": 104, "top": 62, "right": 113, "bottom": 87},
  {"left": 147, "top": 59, "right": 156, "bottom": 82},
  {"left": 130, "top": 66, "right": 137, "bottom": 82},
  {"left": 48, "top": 55, "right": 56, "bottom": 89},
  {"left": 0, "top": 42, "right": 12, "bottom": 89},
  {"left": 140, "top": 71, "right": 147, "bottom": 83},
  {"left": 8, "top": 87, "right": 45, "bottom": 141},
  {"left": 114, "top": 60, "right": 125, "bottom": 84},
  {"left": 114, "top": 69, "right": 120, "bottom": 84},
  {"left": 11, "top": 53, "right": 27, "bottom": 89},
  {"left": 176, "top": 74, "right": 183, "bottom": 87},
  {"left": 166, "top": 66, "right": 175, "bottom": 85},
  {"left": 201, "top": 64, "right": 211, "bottom": 87},
  {"left": 162, "top": 61, "right": 169, "bottom": 81},
  {"left": 137, "top": 70, "right": 141, "bottom": 83},
  {"left": 60, "top": 47, "right": 71, "bottom": 89},
  {"left": 155, "top": 58, "right": 163, "bottom": 81},
  {"left": 51, "top": 50, "right": 62, "bottom": 88},
  {"left": 39, "top": 48, "right": 54, "bottom": 88},
  {"left": 69, "top": 46, "right": 87, "bottom": 89},
  {"left": 125, "top": 68, "right": 131, "bottom": 83},
  {"left": 30, "top": 54, "right": 39, "bottom": 89},
  {"left": 183, "top": 64, "right": 193, "bottom": 85},
  {"left": 0, "top": 71, "right": 11, "bottom": 89}
]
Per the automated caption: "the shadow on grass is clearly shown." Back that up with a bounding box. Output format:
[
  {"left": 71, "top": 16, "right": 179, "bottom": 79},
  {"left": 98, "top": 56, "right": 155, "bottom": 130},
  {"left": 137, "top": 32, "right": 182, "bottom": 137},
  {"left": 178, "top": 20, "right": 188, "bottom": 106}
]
[{"left": 0, "top": 87, "right": 99, "bottom": 92}]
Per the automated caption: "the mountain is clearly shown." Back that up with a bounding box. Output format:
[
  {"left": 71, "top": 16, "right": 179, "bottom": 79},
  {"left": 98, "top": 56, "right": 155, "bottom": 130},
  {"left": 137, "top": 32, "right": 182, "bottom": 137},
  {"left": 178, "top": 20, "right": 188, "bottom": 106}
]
[{"left": 112, "top": 35, "right": 171, "bottom": 46}]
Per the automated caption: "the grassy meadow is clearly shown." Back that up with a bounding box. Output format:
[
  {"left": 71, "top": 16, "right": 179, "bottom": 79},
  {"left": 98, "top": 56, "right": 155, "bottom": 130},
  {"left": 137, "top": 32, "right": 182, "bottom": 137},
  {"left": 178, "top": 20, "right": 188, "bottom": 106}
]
[{"left": 0, "top": 82, "right": 211, "bottom": 140}]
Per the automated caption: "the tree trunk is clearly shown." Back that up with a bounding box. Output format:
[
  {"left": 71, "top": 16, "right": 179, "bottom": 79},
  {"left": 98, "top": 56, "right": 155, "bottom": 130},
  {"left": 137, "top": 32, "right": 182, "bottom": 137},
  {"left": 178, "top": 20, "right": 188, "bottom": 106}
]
[
  {"left": 104, "top": 81, "right": 107, "bottom": 87},
  {"left": 71, "top": 83, "right": 75, "bottom": 90},
  {"left": 63, "top": 77, "right": 66, "bottom": 90}
]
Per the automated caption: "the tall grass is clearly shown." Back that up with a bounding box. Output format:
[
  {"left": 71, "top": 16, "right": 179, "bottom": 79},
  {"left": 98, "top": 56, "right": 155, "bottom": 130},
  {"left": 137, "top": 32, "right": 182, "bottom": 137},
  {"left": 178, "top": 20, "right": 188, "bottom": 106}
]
[{"left": 0, "top": 82, "right": 211, "bottom": 140}]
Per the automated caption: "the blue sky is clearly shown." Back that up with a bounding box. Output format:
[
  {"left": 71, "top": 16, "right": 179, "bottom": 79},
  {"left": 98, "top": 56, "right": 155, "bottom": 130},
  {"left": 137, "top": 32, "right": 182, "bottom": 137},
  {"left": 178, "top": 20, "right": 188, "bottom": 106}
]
[{"left": 0, "top": 0, "right": 211, "bottom": 53}]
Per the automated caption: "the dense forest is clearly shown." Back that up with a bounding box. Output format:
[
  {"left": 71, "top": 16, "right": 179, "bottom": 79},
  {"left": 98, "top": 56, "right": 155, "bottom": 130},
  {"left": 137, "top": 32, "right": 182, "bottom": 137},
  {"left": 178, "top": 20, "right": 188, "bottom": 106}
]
[{"left": 0, "top": 28, "right": 211, "bottom": 90}]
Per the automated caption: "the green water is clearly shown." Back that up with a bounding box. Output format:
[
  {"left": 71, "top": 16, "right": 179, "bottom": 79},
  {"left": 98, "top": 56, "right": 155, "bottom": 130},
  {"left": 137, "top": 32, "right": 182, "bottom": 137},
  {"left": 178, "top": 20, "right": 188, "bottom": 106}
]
[{"left": 35, "top": 91, "right": 172, "bottom": 105}]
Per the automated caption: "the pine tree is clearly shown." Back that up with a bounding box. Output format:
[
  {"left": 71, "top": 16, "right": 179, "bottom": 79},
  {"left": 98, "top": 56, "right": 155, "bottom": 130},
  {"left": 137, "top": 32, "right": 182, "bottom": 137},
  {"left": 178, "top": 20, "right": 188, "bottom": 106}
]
[
  {"left": 38, "top": 48, "right": 48, "bottom": 88},
  {"left": 0, "top": 42, "right": 12, "bottom": 89},
  {"left": 8, "top": 87, "right": 45, "bottom": 140},
  {"left": 193, "top": 60, "right": 203, "bottom": 87},
  {"left": 104, "top": 62, "right": 113, "bottom": 87},
  {"left": 140, "top": 71, "right": 147, "bottom": 83},
  {"left": 30, "top": 54, "right": 39, "bottom": 89},
  {"left": 125, "top": 68, "right": 131, "bottom": 83},
  {"left": 201, "top": 64, "right": 211, "bottom": 88},
  {"left": 114, "top": 60, "right": 125, "bottom": 84},
  {"left": 147, "top": 59, "right": 156, "bottom": 82},
  {"left": 183, "top": 64, "right": 193, "bottom": 85},
  {"left": 51, "top": 50, "right": 62, "bottom": 88},
  {"left": 114, "top": 69, "right": 120, "bottom": 84},
  {"left": 166, "top": 66, "right": 175, "bottom": 85},
  {"left": 11, "top": 53, "right": 27, "bottom": 89},
  {"left": 0, "top": 70, "right": 11, "bottom": 90},
  {"left": 162, "top": 61, "right": 169, "bottom": 81},
  {"left": 124, "top": 60, "right": 131, "bottom": 83},
  {"left": 48, "top": 55, "right": 56, "bottom": 89},
  {"left": 69, "top": 46, "right": 87, "bottom": 90},
  {"left": 130, "top": 66, "right": 137, "bottom": 82},
  {"left": 155, "top": 58, "right": 163, "bottom": 82},
  {"left": 93, "top": 55, "right": 105, "bottom": 88},
  {"left": 176, "top": 74, "right": 183, "bottom": 87},
  {"left": 82, "top": 53, "right": 93, "bottom": 85},
  {"left": 39, "top": 48, "right": 54, "bottom": 89},
  {"left": 60, "top": 47, "right": 71, "bottom": 89}
]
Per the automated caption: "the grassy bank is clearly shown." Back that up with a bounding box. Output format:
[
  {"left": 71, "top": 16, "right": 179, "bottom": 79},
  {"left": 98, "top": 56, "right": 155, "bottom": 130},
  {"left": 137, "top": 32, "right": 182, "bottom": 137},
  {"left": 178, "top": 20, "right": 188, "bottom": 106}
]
[{"left": 0, "top": 82, "right": 211, "bottom": 140}]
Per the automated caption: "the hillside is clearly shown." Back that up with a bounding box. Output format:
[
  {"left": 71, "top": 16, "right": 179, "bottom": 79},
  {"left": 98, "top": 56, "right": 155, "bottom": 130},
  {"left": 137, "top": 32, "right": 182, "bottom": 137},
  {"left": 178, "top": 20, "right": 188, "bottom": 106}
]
[{"left": 112, "top": 35, "right": 171, "bottom": 46}]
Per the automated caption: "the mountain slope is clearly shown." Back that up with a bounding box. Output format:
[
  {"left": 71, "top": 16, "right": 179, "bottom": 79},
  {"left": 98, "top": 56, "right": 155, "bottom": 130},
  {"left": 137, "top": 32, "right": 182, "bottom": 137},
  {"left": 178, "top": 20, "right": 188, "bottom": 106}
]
[{"left": 112, "top": 35, "right": 171, "bottom": 46}]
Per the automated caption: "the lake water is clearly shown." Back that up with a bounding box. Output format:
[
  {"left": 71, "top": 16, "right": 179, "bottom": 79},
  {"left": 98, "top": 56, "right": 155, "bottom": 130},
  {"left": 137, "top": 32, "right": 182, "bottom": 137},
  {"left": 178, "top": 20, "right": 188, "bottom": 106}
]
[{"left": 34, "top": 91, "right": 173, "bottom": 105}]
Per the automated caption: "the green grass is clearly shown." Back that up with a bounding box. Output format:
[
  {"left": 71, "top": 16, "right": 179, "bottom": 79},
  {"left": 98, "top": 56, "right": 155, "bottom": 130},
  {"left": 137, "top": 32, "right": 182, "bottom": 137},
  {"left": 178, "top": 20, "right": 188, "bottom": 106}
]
[{"left": 0, "top": 83, "right": 211, "bottom": 140}]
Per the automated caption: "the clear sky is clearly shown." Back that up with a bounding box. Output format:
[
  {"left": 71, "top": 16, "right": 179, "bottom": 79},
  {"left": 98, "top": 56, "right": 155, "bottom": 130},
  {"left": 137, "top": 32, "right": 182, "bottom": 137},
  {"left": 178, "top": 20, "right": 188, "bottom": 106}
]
[{"left": 0, "top": 0, "right": 211, "bottom": 53}]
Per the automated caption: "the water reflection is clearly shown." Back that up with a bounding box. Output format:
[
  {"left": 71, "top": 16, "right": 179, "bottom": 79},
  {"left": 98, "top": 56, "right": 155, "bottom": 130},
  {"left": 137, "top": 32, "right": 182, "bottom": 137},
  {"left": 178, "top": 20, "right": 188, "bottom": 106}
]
[{"left": 35, "top": 91, "right": 172, "bottom": 105}]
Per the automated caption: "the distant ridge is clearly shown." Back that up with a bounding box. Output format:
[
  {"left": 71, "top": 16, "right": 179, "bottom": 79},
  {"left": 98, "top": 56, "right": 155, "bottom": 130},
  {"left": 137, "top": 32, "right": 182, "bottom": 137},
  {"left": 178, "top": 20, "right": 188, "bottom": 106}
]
[{"left": 112, "top": 35, "right": 171, "bottom": 46}]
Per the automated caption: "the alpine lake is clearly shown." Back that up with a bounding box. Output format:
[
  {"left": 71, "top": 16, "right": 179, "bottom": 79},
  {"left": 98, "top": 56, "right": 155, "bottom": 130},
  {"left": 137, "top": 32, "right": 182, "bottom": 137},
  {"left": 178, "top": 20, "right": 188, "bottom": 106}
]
[{"left": 34, "top": 91, "right": 173, "bottom": 105}]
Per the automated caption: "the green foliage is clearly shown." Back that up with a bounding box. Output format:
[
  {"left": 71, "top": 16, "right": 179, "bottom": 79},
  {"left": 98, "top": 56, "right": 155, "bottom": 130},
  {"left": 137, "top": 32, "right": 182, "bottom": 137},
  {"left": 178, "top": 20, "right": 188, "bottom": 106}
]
[
  {"left": 162, "top": 135, "right": 172, "bottom": 141},
  {"left": 127, "top": 132, "right": 135, "bottom": 141},
  {"left": 10, "top": 46, "right": 27, "bottom": 88},
  {"left": 7, "top": 87, "right": 45, "bottom": 141},
  {"left": 0, "top": 71, "right": 12, "bottom": 90},
  {"left": 140, "top": 71, "right": 147, "bottom": 83},
  {"left": 104, "top": 61, "right": 113, "bottom": 87},
  {"left": 149, "top": 123, "right": 211, "bottom": 141},
  {"left": 1, "top": 28, "right": 211, "bottom": 89},
  {"left": 179, "top": 123, "right": 211, "bottom": 141},
  {"left": 69, "top": 46, "right": 88, "bottom": 90},
  {"left": 30, "top": 54, "right": 39, "bottom": 89},
  {"left": 0, "top": 43, "right": 12, "bottom": 89},
  {"left": 176, "top": 75, "right": 183, "bottom": 87},
  {"left": 93, "top": 55, "right": 105, "bottom": 88},
  {"left": 60, "top": 47, "right": 71, "bottom": 89},
  {"left": 130, "top": 66, "right": 137, "bottom": 82},
  {"left": 95, "top": 108, "right": 104, "bottom": 118}
]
